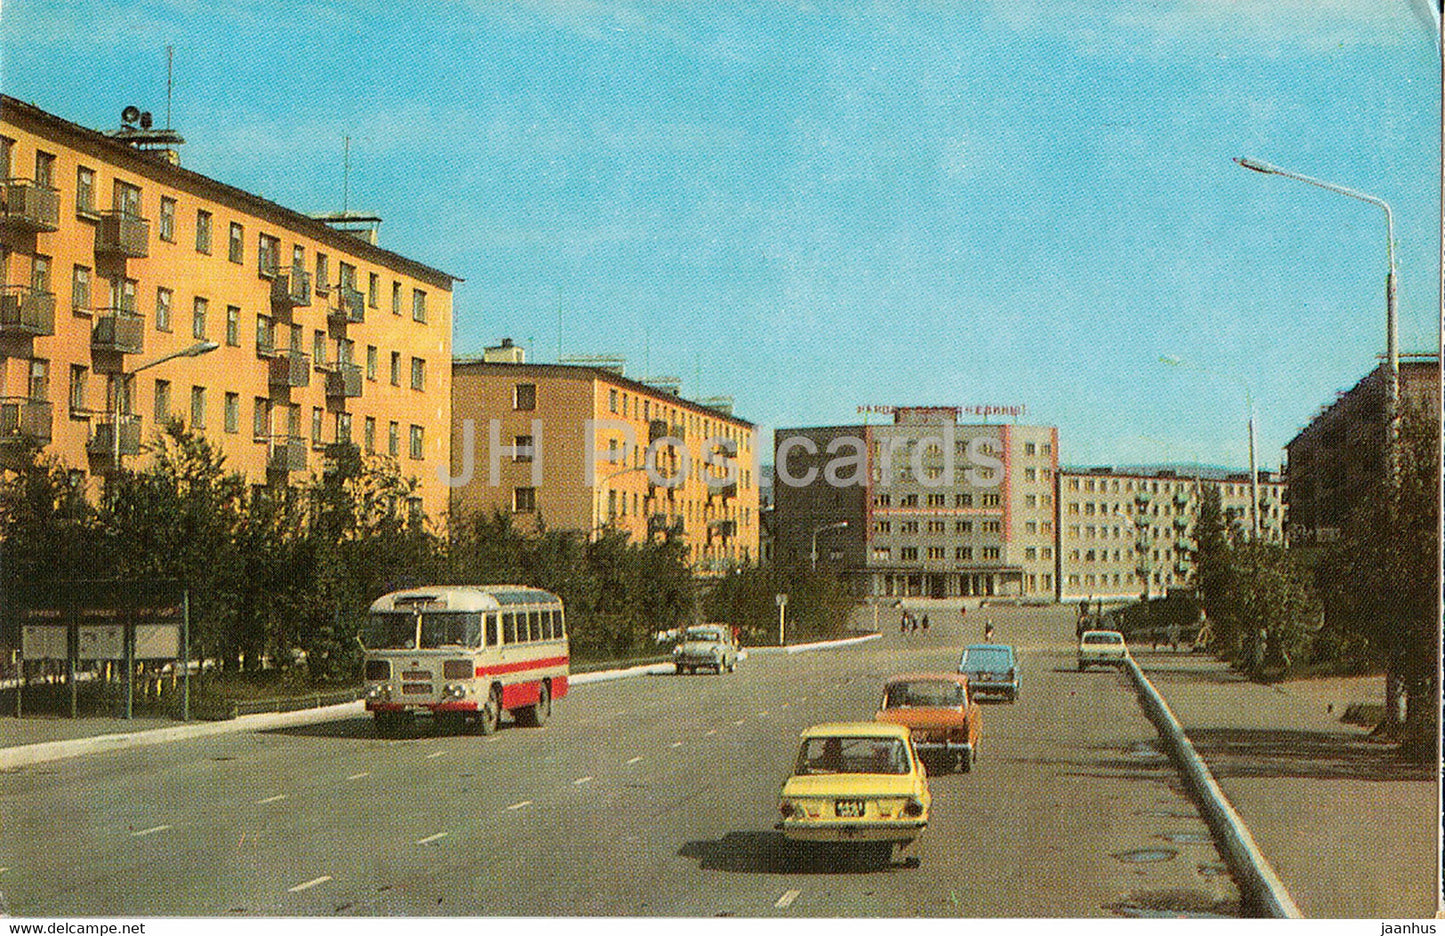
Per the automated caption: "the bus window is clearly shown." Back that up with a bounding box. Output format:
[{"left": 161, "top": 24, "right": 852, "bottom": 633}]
[
  {"left": 544, "top": 609, "right": 556, "bottom": 640},
  {"left": 485, "top": 614, "right": 498, "bottom": 648},
  {"left": 363, "top": 612, "right": 417, "bottom": 650},
  {"left": 502, "top": 612, "right": 516, "bottom": 644},
  {"left": 419, "top": 612, "right": 480, "bottom": 648},
  {"left": 528, "top": 610, "right": 541, "bottom": 642},
  {"left": 554, "top": 610, "right": 565, "bottom": 638}
]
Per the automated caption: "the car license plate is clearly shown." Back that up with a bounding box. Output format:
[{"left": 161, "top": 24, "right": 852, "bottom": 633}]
[{"left": 835, "top": 799, "right": 866, "bottom": 818}]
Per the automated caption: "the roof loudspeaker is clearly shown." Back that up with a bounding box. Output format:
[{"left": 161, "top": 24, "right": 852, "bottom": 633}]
[
  {"left": 139, "top": 111, "right": 154, "bottom": 129},
  {"left": 121, "top": 105, "right": 141, "bottom": 125}
]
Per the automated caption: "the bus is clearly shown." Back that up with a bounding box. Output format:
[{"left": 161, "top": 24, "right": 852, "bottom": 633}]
[{"left": 360, "top": 585, "right": 568, "bottom": 737}]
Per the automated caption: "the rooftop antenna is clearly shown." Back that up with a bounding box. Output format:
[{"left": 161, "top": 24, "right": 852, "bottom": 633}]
[
  {"left": 165, "top": 45, "right": 174, "bottom": 129},
  {"left": 342, "top": 135, "right": 351, "bottom": 214},
  {"left": 556, "top": 289, "right": 563, "bottom": 362}
]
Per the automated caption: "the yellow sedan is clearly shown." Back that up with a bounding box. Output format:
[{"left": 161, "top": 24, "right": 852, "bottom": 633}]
[{"left": 776, "top": 722, "right": 931, "bottom": 863}]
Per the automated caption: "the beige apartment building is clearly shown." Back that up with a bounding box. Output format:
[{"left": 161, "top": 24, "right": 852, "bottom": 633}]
[
  {"left": 1056, "top": 467, "right": 1285, "bottom": 602},
  {"left": 773, "top": 407, "right": 1059, "bottom": 600},
  {"left": 0, "top": 97, "right": 456, "bottom": 517},
  {"left": 451, "top": 348, "right": 760, "bottom": 571}
]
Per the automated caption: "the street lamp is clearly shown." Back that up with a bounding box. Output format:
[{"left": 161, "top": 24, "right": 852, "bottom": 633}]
[
  {"left": 111, "top": 340, "right": 220, "bottom": 468},
  {"left": 1159, "top": 355, "right": 1259, "bottom": 540},
  {"left": 594, "top": 463, "right": 649, "bottom": 540},
  {"left": 811, "top": 520, "right": 848, "bottom": 570},
  {"left": 1233, "top": 156, "right": 1399, "bottom": 486}
]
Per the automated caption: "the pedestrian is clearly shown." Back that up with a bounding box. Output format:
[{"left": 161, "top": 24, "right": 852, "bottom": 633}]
[
  {"left": 984, "top": 621, "right": 994, "bottom": 642},
  {"left": 960, "top": 605, "right": 967, "bottom": 622},
  {"left": 900, "top": 610, "right": 909, "bottom": 634},
  {"left": 920, "top": 613, "right": 929, "bottom": 633},
  {"left": 910, "top": 612, "right": 918, "bottom": 633}
]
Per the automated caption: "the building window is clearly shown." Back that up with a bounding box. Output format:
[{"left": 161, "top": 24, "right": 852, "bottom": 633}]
[
  {"left": 194, "top": 210, "right": 212, "bottom": 254},
  {"left": 513, "top": 487, "right": 537, "bottom": 513},
  {"left": 228, "top": 222, "right": 244, "bottom": 263},
  {"left": 33, "top": 151, "right": 54, "bottom": 187},
  {"left": 927, "top": 547, "right": 945, "bottom": 560},
  {"left": 154, "top": 379, "right": 171, "bottom": 422},
  {"left": 310, "top": 407, "right": 323, "bottom": 445},
  {"left": 514, "top": 383, "right": 536, "bottom": 411},
  {"left": 75, "top": 166, "right": 96, "bottom": 216},
  {"left": 364, "top": 416, "right": 376, "bottom": 453},
  {"left": 1024, "top": 442, "right": 1036, "bottom": 456},
  {"left": 901, "top": 520, "right": 919, "bottom": 534},
  {"left": 258, "top": 234, "right": 279, "bottom": 277},
  {"left": 410, "top": 357, "right": 426, "bottom": 392},
  {"left": 391, "top": 281, "right": 401, "bottom": 315},
  {"left": 983, "top": 520, "right": 1001, "bottom": 533},
  {"left": 955, "top": 493, "right": 972, "bottom": 507},
  {"left": 955, "top": 520, "right": 972, "bottom": 534},
  {"left": 926, "top": 493, "right": 946, "bottom": 507},
  {"left": 190, "top": 386, "right": 206, "bottom": 429},
  {"left": 983, "top": 547, "right": 1000, "bottom": 560},
  {"left": 926, "top": 520, "right": 945, "bottom": 534},
  {"left": 252, "top": 397, "right": 270, "bottom": 440},
  {"left": 875, "top": 520, "right": 891, "bottom": 534},
  {"left": 514, "top": 435, "right": 534, "bottom": 463},
  {"left": 900, "top": 494, "right": 918, "bottom": 507},
  {"left": 873, "top": 547, "right": 891, "bottom": 561},
  {"left": 1026, "top": 521, "right": 1038, "bottom": 534},
  {"left": 315, "top": 253, "right": 329, "bottom": 293},
  {"left": 154, "top": 288, "right": 172, "bottom": 332},
  {"left": 158, "top": 197, "right": 176, "bottom": 242},
  {"left": 609, "top": 388, "right": 618, "bottom": 413},
  {"left": 389, "top": 351, "right": 400, "bottom": 386},
  {"left": 901, "top": 547, "right": 918, "bottom": 561},
  {"left": 366, "top": 346, "right": 377, "bottom": 380},
  {"left": 388, "top": 421, "right": 399, "bottom": 457},
  {"left": 72, "top": 265, "right": 91, "bottom": 312},
  {"left": 409, "top": 424, "right": 424, "bottom": 460},
  {"left": 338, "top": 262, "right": 356, "bottom": 292},
  {"left": 368, "top": 272, "right": 379, "bottom": 308},
  {"left": 412, "top": 288, "right": 427, "bottom": 323},
  {"left": 981, "top": 493, "right": 1000, "bottom": 507},
  {"left": 336, "top": 411, "right": 352, "bottom": 444},
  {"left": 225, "top": 305, "right": 240, "bottom": 346},
  {"left": 192, "top": 296, "right": 208, "bottom": 339},
  {"left": 955, "top": 546, "right": 972, "bottom": 560},
  {"left": 224, "top": 392, "right": 239, "bottom": 433},
  {"left": 69, "top": 365, "right": 87, "bottom": 414},
  {"left": 313, "top": 330, "right": 327, "bottom": 366}
]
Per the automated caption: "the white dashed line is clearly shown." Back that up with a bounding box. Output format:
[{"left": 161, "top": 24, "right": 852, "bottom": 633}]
[
  {"left": 573, "top": 776, "right": 593, "bottom": 785},
  {"left": 705, "top": 729, "right": 717, "bottom": 736},
  {"left": 776, "top": 889, "right": 800, "bottom": 909},
  {"left": 415, "top": 832, "right": 449, "bottom": 845},
  {"left": 758, "top": 711, "right": 770, "bottom": 717},
  {"left": 425, "top": 750, "right": 446, "bottom": 759},
  {"left": 670, "top": 741, "right": 683, "bottom": 748},
  {"left": 507, "top": 800, "right": 532, "bottom": 811},
  {"left": 255, "top": 794, "right": 287, "bottom": 804},
  {"left": 346, "top": 772, "right": 370, "bottom": 781},
  {"left": 131, "top": 825, "right": 170, "bottom": 837},
  {"left": 733, "top": 719, "right": 746, "bottom": 726},
  {"left": 288, "top": 875, "right": 332, "bottom": 893},
  {"left": 626, "top": 756, "right": 643, "bottom": 765}
]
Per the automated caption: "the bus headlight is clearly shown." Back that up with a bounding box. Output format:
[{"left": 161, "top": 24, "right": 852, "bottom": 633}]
[
  {"left": 443, "top": 683, "right": 467, "bottom": 700},
  {"left": 364, "top": 684, "right": 391, "bottom": 701}
]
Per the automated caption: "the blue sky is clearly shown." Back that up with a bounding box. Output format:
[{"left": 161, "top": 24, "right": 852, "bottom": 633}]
[{"left": 4, "top": 1, "right": 1438, "bottom": 470}]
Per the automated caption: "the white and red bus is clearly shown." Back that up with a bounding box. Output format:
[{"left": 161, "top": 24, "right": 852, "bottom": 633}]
[{"left": 361, "top": 585, "right": 568, "bottom": 736}]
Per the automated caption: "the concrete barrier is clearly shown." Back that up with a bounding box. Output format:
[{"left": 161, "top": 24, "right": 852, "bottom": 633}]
[{"left": 1124, "top": 656, "right": 1303, "bottom": 919}]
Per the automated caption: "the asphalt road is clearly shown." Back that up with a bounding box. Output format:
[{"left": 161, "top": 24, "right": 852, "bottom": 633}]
[{"left": 0, "top": 603, "right": 1240, "bottom": 917}]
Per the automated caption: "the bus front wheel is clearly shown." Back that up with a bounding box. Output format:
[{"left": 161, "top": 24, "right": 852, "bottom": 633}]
[{"left": 517, "top": 681, "right": 551, "bottom": 727}]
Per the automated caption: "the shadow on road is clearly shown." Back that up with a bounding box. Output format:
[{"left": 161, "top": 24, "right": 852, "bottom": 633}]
[
  {"left": 679, "top": 831, "right": 906, "bottom": 874},
  {"left": 1185, "top": 727, "right": 1431, "bottom": 782},
  {"left": 259, "top": 716, "right": 540, "bottom": 741}
]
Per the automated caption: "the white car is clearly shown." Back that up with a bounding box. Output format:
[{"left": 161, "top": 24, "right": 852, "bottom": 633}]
[{"left": 1078, "top": 630, "right": 1128, "bottom": 670}]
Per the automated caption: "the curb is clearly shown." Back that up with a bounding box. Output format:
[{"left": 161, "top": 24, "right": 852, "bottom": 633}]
[
  {"left": 747, "top": 633, "right": 882, "bottom": 655},
  {"left": 1124, "top": 656, "right": 1303, "bottom": 919}
]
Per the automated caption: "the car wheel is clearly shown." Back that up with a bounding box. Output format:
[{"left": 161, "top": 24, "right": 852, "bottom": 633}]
[
  {"left": 476, "top": 687, "right": 501, "bottom": 735},
  {"left": 517, "top": 681, "right": 551, "bottom": 727}
]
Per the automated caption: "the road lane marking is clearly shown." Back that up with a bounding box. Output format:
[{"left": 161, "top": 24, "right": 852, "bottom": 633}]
[
  {"left": 506, "top": 800, "right": 532, "bottom": 810},
  {"left": 415, "top": 832, "right": 448, "bottom": 845},
  {"left": 705, "top": 729, "right": 717, "bottom": 736},
  {"left": 626, "top": 756, "right": 643, "bottom": 764},
  {"left": 346, "top": 772, "right": 370, "bottom": 781},
  {"left": 573, "top": 776, "right": 593, "bottom": 785},
  {"left": 776, "top": 890, "right": 800, "bottom": 909},
  {"left": 780, "top": 703, "right": 789, "bottom": 709},
  {"left": 670, "top": 741, "right": 683, "bottom": 748},
  {"left": 733, "top": 719, "right": 746, "bottom": 726},
  {"left": 131, "top": 825, "right": 170, "bottom": 837},
  {"left": 425, "top": 750, "right": 446, "bottom": 759},
  {"left": 758, "top": 711, "right": 769, "bottom": 716},
  {"left": 288, "top": 876, "right": 332, "bottom": 893},
  {"left": 256, "top": 794, "right": 287, "bottom": 804}
]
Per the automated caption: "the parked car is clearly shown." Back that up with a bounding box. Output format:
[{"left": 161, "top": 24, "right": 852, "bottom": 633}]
[
  {"left": 777, "top": 722, "right": 931, "bottom": 865},
  {"left": 957, "top": 643, "right": 1020, "bottom": 702},
  {"left": 874, "top": 673, "right": 982, "bottom": 772},
  {"left": 673, "top": 624, "right": 738, "bottom": 674},
  {"left": 1078, "top": 629, "right": 1129, "bottom": 670}
]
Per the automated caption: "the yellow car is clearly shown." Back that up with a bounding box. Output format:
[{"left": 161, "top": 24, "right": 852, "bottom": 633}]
[{"left": 776, "top": 722, "right": 931, "bottom": 862}]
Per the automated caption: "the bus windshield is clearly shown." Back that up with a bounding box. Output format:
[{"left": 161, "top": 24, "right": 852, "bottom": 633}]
[
  {"left": 362, "top": 613, "right": 418, "bottom": 650},
  {"left": 420, "top": 612, "right": 483, "bottom": 649}
]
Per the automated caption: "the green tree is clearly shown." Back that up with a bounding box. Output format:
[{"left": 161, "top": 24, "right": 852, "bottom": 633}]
[
  {"left": 1192, "top": 484, "right": 1236, "bottom": 654},
  {"left": 704, "top": 558, "right": 854, "bottom": 645},
  {"left": 1228, "top": 541, "right": 1322, "bottom": 679}
]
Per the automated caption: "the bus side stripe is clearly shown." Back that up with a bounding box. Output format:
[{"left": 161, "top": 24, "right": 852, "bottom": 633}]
[{"left": 475, "top": 655, "right": 569, "bottom": 678}]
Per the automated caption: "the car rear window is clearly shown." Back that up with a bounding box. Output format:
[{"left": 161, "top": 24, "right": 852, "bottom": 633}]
[
  {"left": 1084, "top": 632, "right": 1123, "bottom": 644},
  {"left": 884, "top": 681, "right": 963, "bottom": 708},
  {"left": 961, "top": 649, "right": 1011, "bottom": 669},
  {"left": 796, "top": 736, "right": 910, "bottom": 775}
]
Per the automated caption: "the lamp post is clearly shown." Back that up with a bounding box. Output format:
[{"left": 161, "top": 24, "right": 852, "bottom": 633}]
[
  {"left": 1159, "top": 355, "right": 1259, "bottom": 540},
  {"left": 811, "top": 520, "right": 848, "bottom": 571},
  {"left": 1233, "top": 156, "right": 1398, "bottom": 488},
  {"left": 112, "top": 340, "right": 220, "bottom": 468},
  {"left": 594, "top": 463, "right": 650, "bottom": 541}
]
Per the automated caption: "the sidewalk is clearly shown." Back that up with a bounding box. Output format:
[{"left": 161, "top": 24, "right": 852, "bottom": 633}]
[{"left": 1134, "top": 650, "right": 1436, "bottom": 918}]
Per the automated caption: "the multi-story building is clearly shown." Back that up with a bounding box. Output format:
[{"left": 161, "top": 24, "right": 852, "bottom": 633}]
[
  {"left": 0, "top": 97, "right": 456, "bottom": 516},
  {"left": 773, "top": 406, "right": 1059, "bottom": 599},
  {"left": 1056, "top": 467, "right": 1285, "bottom": 602},
  {"left": 1285, "top": 356, "right": 1440, "bottom": 545},
  {"left": 451, "top": 348, "right": 761, "bottom": 570}
]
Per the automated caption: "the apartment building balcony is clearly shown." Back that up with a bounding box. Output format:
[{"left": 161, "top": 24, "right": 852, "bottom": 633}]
[
  {"left": 1134, "top": 490, "right": 1151, "bottom": 505},
  {"left": 328, "top": 286, "right": 365, "bottom": 325},
  {"left": 86, "top": 414, "right": 141, "bottom": 458},
  {"left": 267, "top": 434, "right": 308, "bottom": 473},
  {"left": 707, "top": 518, "right": 737, "bottom": 540},
  {"left": 324, "top": 362, "right": 362, "bottom": 399},
  {"left": 271, "top": 268, "right": 311, "bottom": 310},
  {"left": 92, "top": 309, "right": 145, "bottom": 355},
  {"left": 1133, "top": 513, "right": 1152, "bottom": 527},
  {"left": 0, "top": 285, "right": 56, "bottom": 337},
  {"left": 95, "top": 211, "right": 150, "bottom": 258},
  {"left": 1173, "top": 489, "right": 1191, "bottom": 507},
  {"left": 269, "top": 350, "right": 311, "bottom": 389},
  {"left": 648, "top": 419, "right": 669, "bottom": 443},
  {"left": 0, "top": 397, "right": 52, "bottom": 445},
  {"left": 1173, "top": 515, "right": 1189, "bottom": 530},
  {"left": 2, "top": 179, "right": 60, "bottom": 233}
]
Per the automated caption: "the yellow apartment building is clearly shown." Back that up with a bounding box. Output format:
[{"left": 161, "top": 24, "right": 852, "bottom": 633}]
[
  {"left": 451, "top": 351, "right": 761, "bottom": 571},
  {"left": 0, "top": 97, "right": 455, "bottom": 517}
]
